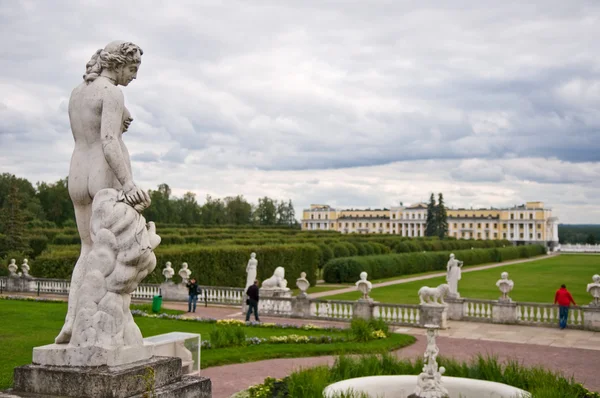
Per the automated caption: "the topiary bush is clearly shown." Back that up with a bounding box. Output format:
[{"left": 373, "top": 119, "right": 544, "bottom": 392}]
[{"left": 322, "top": 245, "right": 546, "bottom": 283}]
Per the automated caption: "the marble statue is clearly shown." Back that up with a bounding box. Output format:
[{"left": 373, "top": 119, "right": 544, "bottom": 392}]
[
  {"left": 587, "top": 274, "right": 600, "bottom": 307},
  {"left": 446, "top": 253, "right": 463, "bottom": 299},
  {"left": 21, "top": 259, "right": 32, "bottom": 279},
  {"left": 179, "top": 262, "right": 191, "bottom": 284},
  {"left": 295, "top": 272, "right": 310, "bottom": 298},
  {"left": 496, "top": 272, "right": 514, "bottom": 302},
  {"left": 55, "top": 40, "right": 149, "bottom": 345},
  {"left": 262, "top": 266, "right": 288, "bottom": 289},
  {"left": 355, "top": 271, "right": 373, "bottom": 301},
  {"left": 162, "top": 261, "right": 174, "bottom": 282},
  {"left": 412, "top": 326, "right": 448, "bottom": 398},
  {"left": 66, "top": 189, "right": 160, "bottom": 352},
  {"left": 418, "top": 284, "right": 449, "bottom": 305},
  {"left": 245, "top": 252, "right": 258, "bottom": 289},
  {"left": 7, "top": 258, "right": 19, "bottom": 278}
]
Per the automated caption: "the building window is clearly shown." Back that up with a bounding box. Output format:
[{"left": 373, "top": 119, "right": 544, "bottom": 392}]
[
  {"left": 461, "top": 223, "right": 465, "bottom": 228},
  {"left": 469, "top": 223, "right": 473, "bottom": 228},
  {"left": 529, "top": 234, "right": 533, "bottom": 239},
  {"left": 477, "top": 223, "right": 481, "bottom": 228},
  {"left": 494, "top": 223, "right": 497, "bottom": 228},
  {"left": 510, "top": 233, "right": 514, "bottom": 238},
  {"left": 510, "top": 214, "right": 514, "bottom": 220},
  {"left": 392, "top": 214, "right": 396, "bottom": 219},
  {"left": 372, "top": 223, "right": 376, "bottom": 227},
  {"left": 387, "top": 223, "right": 390, "bottom": 227},
  {"left": 318, "top": 214, "right": 321, "bottom": 219},
  {"left": 503, "top": 233, "right": 506, "bottom": 238},
  {"left": 537, "top": 233, "right": 541, "bottom": 239},
  {"left": 477, "top": 232, "right": 481, "bottom": 238},
  {"left": 485, "top": 223, "right": 489, "bottom": 228},
  {"left": 304, "top": 223, "right": 308, "bottom": 228},
  {"left": 529, "top": 214, "right": 533, "bottom": 219},
  {"left": 359, "top": 223, "right": 362, "bottom": 227},
  {"left": 412, "top": 214, "right": 415, "bottom": 219},
  {"left": 345, "top": 223, "right": 348, "bottom": 227},
  {"left": 453, "top": 223, "right": 457, "bottom": 228},
  {"left": 311, "top": 214, "right": 314, "bottom": 219},
  {"left": 520, "top": 233, "right": 524, "bottom": 238},
  {"left": 520, "top": 214, "right": 523, "bottom": 219},
  {"left": 317, "top": 223, "right": 320, "bottom": 228},
  {"left": 494, "top": 233, "right": 497, "bottom": 238},
  {"left": 352, "top": 223, "right": 355, "bottom": 227},
  {"left": 325, "top": 214, "right": 328, "bottom": 219}
]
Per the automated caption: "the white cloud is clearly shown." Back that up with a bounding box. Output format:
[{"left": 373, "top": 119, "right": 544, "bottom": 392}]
[{"left": 0, "top": 0, "right": 599, "bottom": 222}]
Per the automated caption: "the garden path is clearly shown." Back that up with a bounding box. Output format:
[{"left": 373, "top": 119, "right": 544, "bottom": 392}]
[
  {"left": 203, "top": 334, "right": 600, "bottom": 398},
  {"left": 311, "top": 253, "right": 556, "bottom": 298}
]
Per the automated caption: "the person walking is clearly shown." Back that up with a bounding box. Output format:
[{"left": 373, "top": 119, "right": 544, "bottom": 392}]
[
  {"left": 554, "top": 284, "right": 576, "bottom": 329},
  {"left": 186, "top": 278, "right": 200, "bottom": 313},
  {"left": 245, "top": 279, "right": 260, "bottom": 322}
]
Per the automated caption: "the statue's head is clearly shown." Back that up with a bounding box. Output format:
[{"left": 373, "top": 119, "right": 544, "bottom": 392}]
[
  {"left": 501, "top": 272, "right": 509, "bottom": 280},
  {"left": 450, "top": 253, "right": 455, "bottom": 258},
  {"left": 250, "top": 252, "right": 256, "bottom": 259},
  {"left": 166, "top": 261, "right": 172, "bottom": 268},
  {"left": 360, "top": 271, "right": 368, "bottom": 281},
  {"left": 593, "top": 274, "right": 600, "bottom": 284},
  {"left": 22, "top": 259, "right": 28, "bottom": 264},
  {"left": 182, "top": 262, "right": 188, "bottom": 269},
  {"left": 9, "top": 259, "right": 15, "bottom": 264},
  {"left": 83, "top": 41, "right": 143, "bottom": 86},
  {"left": 274, "top": 266, "right": 285, "bottom": 278}
]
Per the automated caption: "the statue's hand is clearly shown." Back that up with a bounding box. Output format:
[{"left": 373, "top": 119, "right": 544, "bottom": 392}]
[
  {"left": 123, "top": 117, "right": 133, "bottom": 133},
  {"left": 123, "top": 182, "right": 151, "bottom": 212}
]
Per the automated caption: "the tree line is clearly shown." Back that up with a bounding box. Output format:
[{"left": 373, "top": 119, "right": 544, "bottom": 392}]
[
  {"left": 425, "top": 193, "right": 449, "bottom": 239},
  {"left": 0, "top": 173, "right": 297, "bottom": 259}
]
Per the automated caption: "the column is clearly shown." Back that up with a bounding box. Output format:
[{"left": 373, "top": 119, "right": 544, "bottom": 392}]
[
  {"left": 420, "top": 223, "right": 424, "bottom": 237},
  {"left": 402, "top": 223, "right": 406, "bottom": 237}
]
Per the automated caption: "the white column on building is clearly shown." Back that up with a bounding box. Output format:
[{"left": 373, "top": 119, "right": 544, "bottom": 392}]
[
  {"left": 420, "top": 223, "right": 424, "bottom": 237},
  {"left": 402, "top": 223, "right": 405, "bottom": 236},
  {"left": 525, "top": 223, "right": 529, "bottom": 241}
]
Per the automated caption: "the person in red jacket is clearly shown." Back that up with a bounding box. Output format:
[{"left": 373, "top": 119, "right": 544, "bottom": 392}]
[{"left": 554, "top": 284, "right": 577, "bottom": 329}]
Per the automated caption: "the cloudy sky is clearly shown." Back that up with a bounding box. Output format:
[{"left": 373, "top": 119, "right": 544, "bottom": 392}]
[{"left": 1, "top": 0, "right": 599, "bottom": 223}]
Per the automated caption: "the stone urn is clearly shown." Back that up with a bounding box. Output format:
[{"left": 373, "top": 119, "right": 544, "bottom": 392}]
[{"left": 296, "top": 272, "right": 310, "bottom": 298}]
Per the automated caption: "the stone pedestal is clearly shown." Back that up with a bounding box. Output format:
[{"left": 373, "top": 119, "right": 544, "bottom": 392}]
[
  {"left": 582, "top": 306, "right": 600, "bottom": 332},
  {"left": 260, "top": 288, "right": 292, "bottom": 298},
  {"left": 353, "top": 299, "right": 374, "bottom": 320},
  {"left": 161, "top": 282, "right": 189, "bottom": 301},
  {"left": 445, "top": 298, "right": 464, "bottom": 320},
  {"left": 292, "top": 296, "right": 311, "bottom": 318},
  {"left": 3, "top": 357, "right": 211, "bottom": 398},
  {"left": 491, "top": 301, "right": 517, "bottom": 324},
  {"left": 33, "top": 342, "right": 154, "bottom": 367},
  {"left": 419, "top": 305, "right": 448, "bottom": 329},
  {"left": 6, "top": 278, "right": 31, "bottom": 292}
]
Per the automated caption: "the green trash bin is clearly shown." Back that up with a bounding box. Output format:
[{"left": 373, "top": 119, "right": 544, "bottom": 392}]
[{"left": 152, "top": 295, "right": 162, "bottom": 313}]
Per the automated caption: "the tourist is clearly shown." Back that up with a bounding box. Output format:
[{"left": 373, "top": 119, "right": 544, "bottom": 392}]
[
  {"left": 554, "top": 284, "right": 577, "bottom": 329},
  {"left": 186, "top": 278, "right": 201, "bottom": 312},
  {"left": 246, "top": 279, "right": 260, "bottom": 322}
]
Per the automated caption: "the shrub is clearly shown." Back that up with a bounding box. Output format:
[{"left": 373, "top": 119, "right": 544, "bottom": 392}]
[
  {"left": 34, "top": 243, "right": 320, "bottom": 287},
  {"left": 209, "top": 325, "right": 247, "bottom": 348},
  {"left": 28, "top": 235, "right": 48, "bottom": 258},
  {"left": 332, "top": 243, "right": 350, "bottom": 258},
  {"left": 349, "top": 319, "right": 373, "bottom": 343},
  {"left": 323, "top": 245, "right": 546, "bottom": 283}
]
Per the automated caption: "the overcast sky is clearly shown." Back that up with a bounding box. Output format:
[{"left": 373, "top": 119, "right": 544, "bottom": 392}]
[{"left": 1, "top": 1, "right": 599, "bottom": 223}]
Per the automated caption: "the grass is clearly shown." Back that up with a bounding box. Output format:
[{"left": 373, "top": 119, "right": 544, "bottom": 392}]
[
  {"left": 242, "top": 353, "right": 599, "bottom": 398},
  {"left": 0, "top": 300, "right": 415, "bottom": 389},
  {"left": 322, "top": 254, "right": 599, "bottom": 304},
  {"left": 291, "top": 285, "right": 345, "bottom": 295}
]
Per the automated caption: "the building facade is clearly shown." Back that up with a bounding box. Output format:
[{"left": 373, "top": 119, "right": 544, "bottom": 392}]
[{"left": 302, "top": 202, "right": 559, "bottom": 247}]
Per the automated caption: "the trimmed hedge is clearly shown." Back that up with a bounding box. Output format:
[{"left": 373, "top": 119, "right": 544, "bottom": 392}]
[
  {"left": 323, "top": 245, "right": 546, "bottom": 283},
  {"left": 33, "top": 243, "right": 320, "bottom": 287}
]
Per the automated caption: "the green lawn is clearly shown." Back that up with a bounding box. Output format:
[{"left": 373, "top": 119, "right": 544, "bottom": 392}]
[
  {"left": 291, "top": 285, "right": 345, "bottom": 295},
  {"left": 0, "top": 300, "right": 414, "bottom": 389},
  {"left": 322, "top": 254, "right": 599, "bottom": 304}
]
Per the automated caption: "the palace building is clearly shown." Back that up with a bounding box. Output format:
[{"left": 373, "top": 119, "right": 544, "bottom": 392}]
[{"left": 301, "top": 202, "right": 559, "bottom": 247}]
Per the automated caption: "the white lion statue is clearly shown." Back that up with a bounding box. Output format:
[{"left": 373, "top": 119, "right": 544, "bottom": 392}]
[
  {"left": 418, "top": 284, "right": 450, "bottom": 305},
  {"left": 262, "top": 266, "right": 288, "bottom": 289}
]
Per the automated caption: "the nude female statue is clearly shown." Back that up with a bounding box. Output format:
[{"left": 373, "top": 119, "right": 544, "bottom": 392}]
[{"left": 55, "top": 41, "right": 151, "bottom": 344}]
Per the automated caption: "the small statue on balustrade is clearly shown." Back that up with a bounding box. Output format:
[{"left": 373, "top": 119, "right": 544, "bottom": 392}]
[
  {"left": 179, "top": 262, "right": 191, "bottom": 285},
  {"left": 355, "top": 271, "right": 373, "bottom": 301},
  {"left": 587, "top": 274, "right": 600, "bottom": 307},
  {"left": 162, "top": 261, "right": 175, "bottom": 282},
  {"left": 496, "top": 272, "right": 514, "bottom": 302},
  {"left": 21, "top": 259, "right": 33, "bottom": 279},
  {"left": 7, "top": 259, "right": 19, "bottom": 278}
]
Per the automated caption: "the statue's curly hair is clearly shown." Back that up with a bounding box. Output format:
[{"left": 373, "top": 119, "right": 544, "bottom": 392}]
[{"left": 83, "top": 41, "right": 143, "bottom": 83}]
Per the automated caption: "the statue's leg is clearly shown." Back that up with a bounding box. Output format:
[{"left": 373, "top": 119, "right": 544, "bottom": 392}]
[{"left": 55, "top": 203, "right": 92, "bottom": 344}]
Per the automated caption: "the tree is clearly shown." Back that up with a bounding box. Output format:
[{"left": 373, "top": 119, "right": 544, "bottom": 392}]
[
  {"left": 145, "top": 183, "right": 174, "bottom": 223},
  {"left": 36, "top": 178, "right": 74, "bottom": 226},
  {"left": 0, "top": 173, "right": 45, "bottom": 222},
  {"left": 0, "top": 181, "right": 30, "bottom": 256},
  {"left": 425, "top": 193, "right": 437, "bottom": 236},
  {"left": 587, "top": 233, "right": 597, "bottom": 245},
  {"left": 200, "top": 195, "right": 226, "bottom": 225},
  {"left": 254, "top": 197, "right": 277, "bottom": 225},
  {"left": 175, "top": 192, "right": 201, "bottom": 225},
  {"left": 436, "top": 193, "right": 448, "bottom": 239},
  {"left": 224, "top": 195, "right": 253, "bottom": 225}
]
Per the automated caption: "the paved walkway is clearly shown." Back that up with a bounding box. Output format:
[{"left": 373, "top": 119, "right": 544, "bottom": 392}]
[
  {"left": 310, "top": 254, "right": 556, "bottom": 298},
  {"left": 203, "top": 334, "right": 600, "bottom": 398}
]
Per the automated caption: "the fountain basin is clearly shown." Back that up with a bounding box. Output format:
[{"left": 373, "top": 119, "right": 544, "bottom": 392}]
[{"left": 324, "top": 375, "right": 530, "bottom": 398}]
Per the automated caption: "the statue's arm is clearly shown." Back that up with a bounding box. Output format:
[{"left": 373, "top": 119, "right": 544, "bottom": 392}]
[{"left": 100, "top": 90, "right": 134, "bottom": 190}]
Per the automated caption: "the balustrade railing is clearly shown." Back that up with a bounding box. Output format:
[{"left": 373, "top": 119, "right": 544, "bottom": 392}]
[
  {"left": 259, "top": 297, "right": 293, "bottom": 316},
  {"left": 202, "top": 286, "right": 244, "bottom": 305},
  {"left": 309, "top": 299, "right": 354, "bottom": 321},
  {"left": 373, "top": 303, "right": 420, "bottom": 325},
  {"left": 131, "top": 284, "right": 161, "bottom": 300},
  {"left": 0, "top": 277, "right": 6, "bottom": 293},
  {"left": 35, "top": 278, "right": 70, "bottom": 294},
  {"left": 516, "top": 302, "right": 584, "bottom": 329},
  {"left": 463, "top": 299, "right": 493, "bottom": 321}
]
